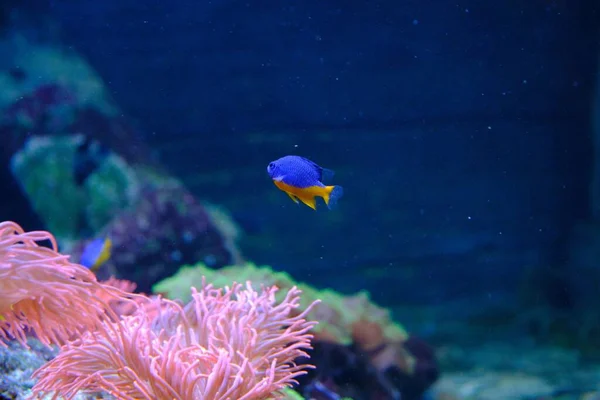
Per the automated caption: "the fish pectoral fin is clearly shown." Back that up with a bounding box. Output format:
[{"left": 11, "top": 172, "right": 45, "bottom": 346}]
[
  {"left": 286, "top": 192, "right": 300, "bottom": 204},
  {"left": 298, "top": 195, "right": 317, "bottom": 210}
]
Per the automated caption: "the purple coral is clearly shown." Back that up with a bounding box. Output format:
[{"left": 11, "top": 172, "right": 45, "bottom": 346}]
[{"left": 71, "top": 183, "right": 241, "bottom": 293}]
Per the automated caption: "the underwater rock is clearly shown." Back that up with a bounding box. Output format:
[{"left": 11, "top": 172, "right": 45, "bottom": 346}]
[
  {"left": 432, "top": 341, "right": 600, "bottom": 400},
  {"left": 69, "top": 182, "right": 242, "bottom": 293},
  {"left": 432, "top": 372, "right": 554, "bottom": 400},
  {"left": 0, "top": 339, "right": 57, "bottom": 399},
  {"left": 296, "top": 339, "right": 438, "bottom": 400}
]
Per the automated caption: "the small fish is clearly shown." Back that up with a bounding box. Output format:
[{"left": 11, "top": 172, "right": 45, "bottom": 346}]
[
  {"left": 267, "top": 155, "right": 343, "bottom": 210},
  {"left": 79, "top": 237, "right": 112, "bottom": 272}
]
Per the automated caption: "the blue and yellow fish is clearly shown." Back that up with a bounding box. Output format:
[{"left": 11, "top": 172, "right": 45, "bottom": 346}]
[
  {"left": 79, "top": 236, "right": 112, "bottom": 272},
  {"left": 267, "top": 155, "right": 343, "bottom": 210}
]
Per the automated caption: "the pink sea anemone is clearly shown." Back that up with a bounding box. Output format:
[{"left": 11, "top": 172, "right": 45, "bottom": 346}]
[
  {"left": 0, "top": 220, "right": 319, "bottom": 399},
  {"left": 0, "top": 221, "right": 132, "bottom": 348},
  {"left": 32, "top": 281, "right": 319, "bottom": 400}
]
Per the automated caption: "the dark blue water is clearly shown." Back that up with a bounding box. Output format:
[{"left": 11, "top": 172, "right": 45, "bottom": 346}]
[
  {"left": 0, "top": 1, "right": 599, "bottom": 398},
  {"left": 40, "top": 0, "right": 596, "bottom": 303}
]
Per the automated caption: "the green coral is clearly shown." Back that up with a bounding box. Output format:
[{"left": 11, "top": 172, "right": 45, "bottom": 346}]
[
  {"left": 154, "top": 262, "right": 407, "bottom": 345},
  {"left": 154, "top": 262, "right": 294, "bottom": 304},
  {"left": 275, "top": 389, "right": 304, "bottom": 400},
  {"left": 275, "top": 389, "right": 351, "bottom": 400},
  {"left": 10, "top": 135, "right": 86, "bottom": 237},
  {"left": 10, "top": 134, "right": 139, "bottom": 240},
  {"left": 274, "top": 388, "right": 352, "bottom": 400},
  {"left": 83, "top": 153, "right": 139, "bottom": 231}
]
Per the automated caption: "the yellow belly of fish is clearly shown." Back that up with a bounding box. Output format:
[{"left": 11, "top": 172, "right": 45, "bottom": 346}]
[{"left": 274, "top": 181, "right": 328, "bottom": 210}]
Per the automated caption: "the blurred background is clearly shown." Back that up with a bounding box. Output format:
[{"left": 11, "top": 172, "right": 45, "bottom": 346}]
[{"left": 0, "top": 0, "right": 599, "bottom": 398}]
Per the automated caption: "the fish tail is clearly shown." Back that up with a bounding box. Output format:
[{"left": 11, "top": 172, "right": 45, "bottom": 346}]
[{"left": 324, "top": 185, "right": 343, "bottom": 209}]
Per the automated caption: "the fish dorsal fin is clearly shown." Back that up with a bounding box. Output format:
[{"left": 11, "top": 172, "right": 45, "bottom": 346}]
[{"left": 298, "top": 156, "right": 335, "bottom": 183}]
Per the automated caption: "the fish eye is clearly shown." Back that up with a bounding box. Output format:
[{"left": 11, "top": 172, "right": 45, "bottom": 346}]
[{"left": 268, "top": 162, "right": 275, "bottom": 169}]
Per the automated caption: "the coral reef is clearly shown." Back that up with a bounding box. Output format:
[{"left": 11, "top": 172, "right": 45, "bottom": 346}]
[
  {"left": 66, "top": 179, "right": 241, "bottom": 293},
  {"left": 10, "top": 134, "right": 140, "bottom": 239},
  {"left": 155, "top": 262, "right": 408, "bottom": 344},
  {"left": 0, "top": 35, "right": 243, "bottom": 293},
  {"left": 0, "top": 333, "right": 309, "bottom": 400},
  {"left": 154, "top": 262, "right": 439, "bottom": 400},
  {"left": 32, "top": 283, "right": 317, "bottom": 400},
  {"left": 0, "top": 221, "right": 318, "bottom": 400},
  {"left": 9, "top": 130, "right": 242, "bottom": 293}
]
